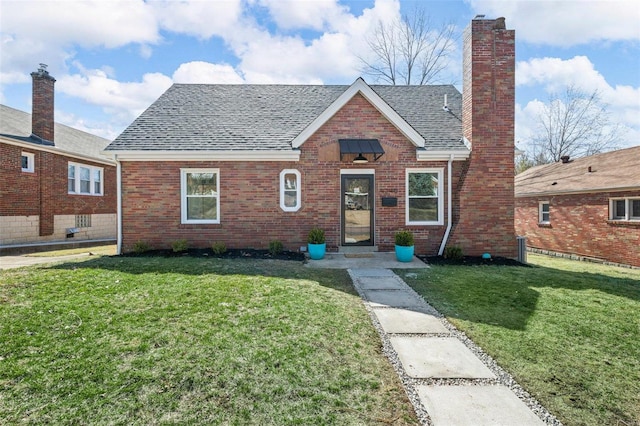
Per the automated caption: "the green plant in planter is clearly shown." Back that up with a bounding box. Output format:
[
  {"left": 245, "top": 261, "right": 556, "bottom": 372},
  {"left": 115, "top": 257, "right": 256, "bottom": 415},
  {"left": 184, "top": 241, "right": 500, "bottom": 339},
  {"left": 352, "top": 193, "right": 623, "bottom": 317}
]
[
  {"left": 307, "top": 228, "right": 325, "bottom": 244},
  {"left": 395, "top": 230, "right": 414, "bottom": 247}
]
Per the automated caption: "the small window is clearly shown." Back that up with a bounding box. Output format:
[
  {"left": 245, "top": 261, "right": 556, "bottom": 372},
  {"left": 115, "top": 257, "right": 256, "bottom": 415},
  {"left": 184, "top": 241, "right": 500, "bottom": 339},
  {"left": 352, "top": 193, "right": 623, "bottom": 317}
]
[
  {"left": 539, "top": 202, "right": 550, "bottom": 224},
  {"left": 181, "top": 168, "right": 220, "bottom": 224},
  {"left": 68, "top": 162, "right": 103, "bottom": 195},
  {"left": 280, "top": 169, "right": 301, "bottom": 212},
  {"left": 611, "top": 198, "right": 640, "bottom": 221},
  {"left": 76, "top": 214, "right": 92, "bottom": 228},
  {"left": 406, "top": 169, "right": 443, "bottom": 225},
  {"left": 21, "top": 152, "right": 34, "bottom": 173}
]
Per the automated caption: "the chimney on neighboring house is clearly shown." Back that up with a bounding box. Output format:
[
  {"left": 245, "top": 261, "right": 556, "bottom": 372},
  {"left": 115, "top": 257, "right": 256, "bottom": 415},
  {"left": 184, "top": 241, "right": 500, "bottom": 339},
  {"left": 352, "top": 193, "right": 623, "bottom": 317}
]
[{"left": 31, "top": 63, "right": 56, "bottom": 145}]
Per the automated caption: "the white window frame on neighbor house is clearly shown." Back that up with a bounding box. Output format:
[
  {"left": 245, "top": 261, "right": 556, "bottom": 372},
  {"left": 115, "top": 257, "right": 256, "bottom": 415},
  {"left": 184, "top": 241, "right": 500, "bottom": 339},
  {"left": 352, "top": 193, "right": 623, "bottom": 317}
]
[
  {"left": 68, "top": 162, "right": 103, "bottom": 195},
  {"left": 405, "top": 168, "right": 444, "bottom": 225},
  {"left": 610, "top": 197, "right": 640, "bottom": 221},
  {"left": 280, "top": 169, "right": 301, "bottom": 212},
  {"left": 21, "top": 152, "right": 35, "bottom": 173},
  {"left": 181, "top": 168, "right": 220, "bottom": 224},
  {"left": 539, "top": 201, "right": 550, "bottom": 224}
]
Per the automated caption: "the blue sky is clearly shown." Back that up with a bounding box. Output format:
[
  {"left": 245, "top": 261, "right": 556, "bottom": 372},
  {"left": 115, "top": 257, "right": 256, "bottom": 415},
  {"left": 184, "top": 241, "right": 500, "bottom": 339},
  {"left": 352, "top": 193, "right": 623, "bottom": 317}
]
[{"left": 1, "top": 0, "right": 639, "bottom": 154}]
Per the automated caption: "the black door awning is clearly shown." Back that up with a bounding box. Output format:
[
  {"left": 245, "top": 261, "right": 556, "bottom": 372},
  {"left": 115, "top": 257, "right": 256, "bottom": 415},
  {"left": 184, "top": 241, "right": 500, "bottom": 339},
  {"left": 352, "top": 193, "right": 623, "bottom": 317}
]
[{"left": 339, "top": 139, "right": 385, "bottom": 161}]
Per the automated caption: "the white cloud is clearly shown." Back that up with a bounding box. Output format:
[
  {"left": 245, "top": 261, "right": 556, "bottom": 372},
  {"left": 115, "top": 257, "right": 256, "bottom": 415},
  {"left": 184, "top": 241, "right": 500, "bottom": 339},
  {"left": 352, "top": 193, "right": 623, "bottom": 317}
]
[
  {"left": 257, "top": 0, "right": 351, "bottom": 31},
  {"left": 150, "top": 0, "right": 243, "bottom": 39},
  {"left": 468, "top": 0, "right": 640, "bottom": 46},
  {"left": 57, "top": 67, "right": 173, "bottom": 121},
  {"left": 172, "top": 62, "right": 245, "bottom": 84}
]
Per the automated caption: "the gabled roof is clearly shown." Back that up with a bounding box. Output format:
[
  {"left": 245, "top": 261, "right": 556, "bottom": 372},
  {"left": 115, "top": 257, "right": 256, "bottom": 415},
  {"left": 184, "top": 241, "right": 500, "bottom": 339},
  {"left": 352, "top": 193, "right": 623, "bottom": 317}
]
[
  {"left": 0, "top": 104, "right": 114, "bottom": 165},
  {"left": 106, "top": 79, "right": 467, "bottom": 160},
  {"left": 515, "top": 145, "right": 640, "bottom": 197}
]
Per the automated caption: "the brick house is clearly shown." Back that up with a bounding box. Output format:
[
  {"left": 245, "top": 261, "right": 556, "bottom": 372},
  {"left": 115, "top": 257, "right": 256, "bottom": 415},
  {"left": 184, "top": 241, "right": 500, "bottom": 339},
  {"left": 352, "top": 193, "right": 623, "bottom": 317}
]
[
  {"left": 515, "top": 147, "right": 640, "bottom": 268},
  {"left": 106, "top": 17, "right": 517, "bottom": 258},
  {"left": 0, "top": 66, "right": 117, "bottom": 250}
]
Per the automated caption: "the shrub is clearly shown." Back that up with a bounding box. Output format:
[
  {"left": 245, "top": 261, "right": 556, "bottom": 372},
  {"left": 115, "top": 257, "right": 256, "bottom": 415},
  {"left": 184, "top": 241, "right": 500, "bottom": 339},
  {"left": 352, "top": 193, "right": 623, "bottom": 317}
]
[
  {"left": 132, "top": 241, "right": 150, "bottom": 254},
  {"left": 171, "top": 239, "right": 188, "bottom": 253},
  {"left": 211, "top": 241, "right": 227, "bottom": 255},
  {"left": 269, "top": 240, "right": 284, "bottom": 255},
  {"left": 443, "top": 245, "right": 463, "bottom": 260},
  {"left": 307, "top": 228, "right": 325, "bottom": 244},
  {"left": 395, "top": 230, "right": 414, "bottom": 247}
]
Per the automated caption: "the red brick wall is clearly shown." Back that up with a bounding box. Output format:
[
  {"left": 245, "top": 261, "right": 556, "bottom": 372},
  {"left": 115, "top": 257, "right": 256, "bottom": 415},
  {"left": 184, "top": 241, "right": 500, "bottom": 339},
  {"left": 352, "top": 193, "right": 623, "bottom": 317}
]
[
  {"left": 0, "top": 142, "right": 117, "bottom": 236},
  {"left": 449, "top": 18, "right": 517, "bottom": 258},
  {"left": 120, "top": 94, "right": 462, "bottom": 254},
  {"left": 515, "top": 192, "right": 640, "bottom": 267}
]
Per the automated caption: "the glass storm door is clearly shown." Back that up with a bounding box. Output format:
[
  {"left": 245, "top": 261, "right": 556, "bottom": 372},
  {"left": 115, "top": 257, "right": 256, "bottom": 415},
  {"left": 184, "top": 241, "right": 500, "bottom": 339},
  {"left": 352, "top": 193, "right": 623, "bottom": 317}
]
[{"left": 341, "top": 175, "right": 374, "bottom": 246}]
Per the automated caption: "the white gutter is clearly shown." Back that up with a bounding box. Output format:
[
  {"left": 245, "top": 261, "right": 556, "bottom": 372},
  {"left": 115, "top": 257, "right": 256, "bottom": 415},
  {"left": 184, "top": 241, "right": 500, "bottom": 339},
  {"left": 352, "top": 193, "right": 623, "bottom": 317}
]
[
  {"left": 115, "top": 155, "right": 123, "bottom": 255},
  {"left": 438, "top": 154, "right": 454, "bottom": 256}
]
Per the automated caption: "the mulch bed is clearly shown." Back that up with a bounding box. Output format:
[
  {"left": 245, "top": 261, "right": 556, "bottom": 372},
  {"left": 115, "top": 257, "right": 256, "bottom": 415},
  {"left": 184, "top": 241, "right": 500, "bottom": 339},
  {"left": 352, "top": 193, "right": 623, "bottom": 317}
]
[
  {"left": 121, "top": 248, "right": 306, "bottom": 261},
  {"left": 420, "top": 255, "right": 529, "bottom": 267}
]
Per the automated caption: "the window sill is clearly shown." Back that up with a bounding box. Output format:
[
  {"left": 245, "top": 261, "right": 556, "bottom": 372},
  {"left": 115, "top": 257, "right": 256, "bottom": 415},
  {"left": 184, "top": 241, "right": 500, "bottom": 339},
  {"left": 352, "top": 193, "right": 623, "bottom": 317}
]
[
  {"left": 538, "top": 222, "right": 552, "bottom": 228},
  {"left": 607, "top": 220, "right": 640, "bottom": 227}
]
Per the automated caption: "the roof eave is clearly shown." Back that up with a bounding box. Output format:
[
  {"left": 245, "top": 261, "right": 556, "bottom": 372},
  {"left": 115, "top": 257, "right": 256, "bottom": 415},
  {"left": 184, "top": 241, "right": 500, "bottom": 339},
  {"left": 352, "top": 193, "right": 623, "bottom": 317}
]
[
  {"left": 516, "top": 185, "right": 640, "bottom": 198},
  {"left": 1, "top": 135, "right": 116, "bottom": 166},
  {"left": 105, "top": 149, "right": 301, "bottom": 162},
  {"left": 417, "top": 149, "right": 470, "bottom": 161}
]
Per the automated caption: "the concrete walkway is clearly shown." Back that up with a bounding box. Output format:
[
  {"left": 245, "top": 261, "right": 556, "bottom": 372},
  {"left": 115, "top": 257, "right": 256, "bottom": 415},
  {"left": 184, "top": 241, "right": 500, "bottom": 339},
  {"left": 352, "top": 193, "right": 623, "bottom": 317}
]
[{"left": 347, "top": 267, "right": 552, "bottom": 426}]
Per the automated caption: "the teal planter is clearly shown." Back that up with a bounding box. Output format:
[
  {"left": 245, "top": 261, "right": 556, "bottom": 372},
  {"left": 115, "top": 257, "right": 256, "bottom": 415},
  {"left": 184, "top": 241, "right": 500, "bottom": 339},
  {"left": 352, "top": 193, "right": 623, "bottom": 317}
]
[
  {"left": 395, "top": 245, "right": 414, "bottom": 262},
  {"left": 308, "top": 243, "right": 326, "bottom": 260}
]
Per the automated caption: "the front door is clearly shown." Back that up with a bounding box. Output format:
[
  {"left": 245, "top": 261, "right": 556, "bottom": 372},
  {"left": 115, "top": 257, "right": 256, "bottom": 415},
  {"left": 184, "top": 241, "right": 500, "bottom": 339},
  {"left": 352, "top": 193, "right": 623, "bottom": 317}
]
[{"left": 341, "top": 175, "right": 374, "bottom": 246}]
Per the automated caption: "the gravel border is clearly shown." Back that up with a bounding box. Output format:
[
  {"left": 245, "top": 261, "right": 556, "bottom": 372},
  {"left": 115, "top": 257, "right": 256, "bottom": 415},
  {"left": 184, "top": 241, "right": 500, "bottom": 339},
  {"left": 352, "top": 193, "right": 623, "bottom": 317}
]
[{"left": 348, "top": 269, "right": 563, "bottom": 426}]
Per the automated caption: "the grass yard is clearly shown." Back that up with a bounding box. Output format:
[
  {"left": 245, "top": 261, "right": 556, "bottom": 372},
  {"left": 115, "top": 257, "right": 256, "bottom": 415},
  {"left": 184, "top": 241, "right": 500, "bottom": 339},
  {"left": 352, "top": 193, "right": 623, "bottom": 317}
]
[
  {"left": 400, "top": 253, "right": 640, "bottom": 426},
  {"left": 0, "top": 255, "right": 418, "bottom": 425}
]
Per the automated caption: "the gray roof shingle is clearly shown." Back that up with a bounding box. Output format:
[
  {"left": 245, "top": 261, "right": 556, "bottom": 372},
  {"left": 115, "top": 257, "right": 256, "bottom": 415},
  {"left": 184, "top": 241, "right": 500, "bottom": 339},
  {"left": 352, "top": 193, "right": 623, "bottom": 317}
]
[
  {"left": 0, "top": 104, "right": 113, "bottom": 162},
  {"left": 106, "top": 83, "right": 464, "bottom": 152}
]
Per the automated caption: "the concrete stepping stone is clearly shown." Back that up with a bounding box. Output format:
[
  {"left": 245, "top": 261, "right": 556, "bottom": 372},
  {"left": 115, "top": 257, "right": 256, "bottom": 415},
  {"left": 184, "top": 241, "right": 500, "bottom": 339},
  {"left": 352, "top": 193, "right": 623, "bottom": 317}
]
[
  {"left": 349, "top": 268, "right": 396, "bottom": 278},
  {"left": 361, "top": 289, "right": 425, "bottom": 309},
  {"left": 374, "top": 308, "right": 449, "bottom": 334},
  {"left": 417, "top": 385, "right": 545, "bottom": 425},
  {"left": 357, "top": 277, "right": 407, "bottom": 290},
  {"left": 389, "top": 336, "right": 496, "bottom": 379}
]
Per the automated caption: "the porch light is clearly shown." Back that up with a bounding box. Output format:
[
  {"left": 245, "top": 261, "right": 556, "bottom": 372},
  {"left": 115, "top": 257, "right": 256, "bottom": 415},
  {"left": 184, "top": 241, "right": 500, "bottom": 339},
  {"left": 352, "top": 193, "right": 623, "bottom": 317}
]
[{"left": 353, "top": 153, "right": 369, "bottom": 164}]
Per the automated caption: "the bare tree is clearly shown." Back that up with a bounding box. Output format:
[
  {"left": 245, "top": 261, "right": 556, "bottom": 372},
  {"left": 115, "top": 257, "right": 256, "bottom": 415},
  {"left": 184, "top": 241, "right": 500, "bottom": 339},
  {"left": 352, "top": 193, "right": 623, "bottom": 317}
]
[
  {"left": 360, "top": 7, "right": 456, "bottom": 85},
  {"left": 529, "top": 85, "right": 622, "bottom": 164}
]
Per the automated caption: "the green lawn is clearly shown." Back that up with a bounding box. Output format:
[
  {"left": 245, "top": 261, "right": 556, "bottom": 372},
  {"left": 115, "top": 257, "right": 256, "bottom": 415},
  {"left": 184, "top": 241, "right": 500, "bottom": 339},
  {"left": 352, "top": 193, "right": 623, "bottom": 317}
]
[
  {"left": 0, "top": 256, "right": 418, "bottom": 425},
  {"left": 400, "top": 253, "right": 640, "bottom": 426}
]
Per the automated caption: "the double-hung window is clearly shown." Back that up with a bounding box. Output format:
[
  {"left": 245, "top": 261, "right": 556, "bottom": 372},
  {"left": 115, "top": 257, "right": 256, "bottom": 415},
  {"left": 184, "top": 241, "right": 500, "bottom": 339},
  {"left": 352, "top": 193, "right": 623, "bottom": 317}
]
[
  {"left": 406, "top": 168, "right": 443, "bottom": 225},
  {"left": 21, "top": 152, "right": 34, "bottom": 173},
  {"left": 181, "top": 169, "right": 220, "bottom": 224},
  {"left": 610, "top": 198, "right": 640, "bottom": 221},
  {"left": 539, "top": 201, "right": 550, "bottom": 224},
  {"left": 68, "top": 162, "right": 103, "bottom": 195},
  {"left": 280, "top": 169, "right": 301, "bottom": 212}
]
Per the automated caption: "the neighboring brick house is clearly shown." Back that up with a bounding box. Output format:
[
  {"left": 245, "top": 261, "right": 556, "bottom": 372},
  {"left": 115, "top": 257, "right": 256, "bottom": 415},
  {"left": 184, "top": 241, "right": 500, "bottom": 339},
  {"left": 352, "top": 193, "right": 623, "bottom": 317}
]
[
  {"left": 0, "top": 66, "right": 117, "bottom": 250},
  {"left": 106, "top": 17, "right": 517, "bottom": 258},
  {"left": 515, "top": 146, "right": 640, "bottom": 268}
]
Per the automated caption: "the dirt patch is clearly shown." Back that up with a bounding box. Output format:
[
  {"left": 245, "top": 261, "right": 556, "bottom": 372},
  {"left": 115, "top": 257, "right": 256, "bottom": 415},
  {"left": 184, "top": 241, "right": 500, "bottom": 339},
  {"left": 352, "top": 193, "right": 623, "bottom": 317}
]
[
  {"left": 420, "top": 255, "right": 529, "bottom": 267},
  {"left": 120, "top": 248, "right": 306, "bottom": 262}
]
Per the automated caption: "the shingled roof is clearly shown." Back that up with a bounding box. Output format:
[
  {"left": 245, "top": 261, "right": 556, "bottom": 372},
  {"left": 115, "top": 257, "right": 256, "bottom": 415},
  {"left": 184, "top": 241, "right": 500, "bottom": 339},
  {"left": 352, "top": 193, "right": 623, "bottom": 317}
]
[
  {"left": 106, "top": 81, "right": 465, "bottom": 153},
  {"left": 515, "top": 145, "right": 640, "bottom": 197},
  {"left": 0, "top": 104, "right": 113, "bottom": 164}
]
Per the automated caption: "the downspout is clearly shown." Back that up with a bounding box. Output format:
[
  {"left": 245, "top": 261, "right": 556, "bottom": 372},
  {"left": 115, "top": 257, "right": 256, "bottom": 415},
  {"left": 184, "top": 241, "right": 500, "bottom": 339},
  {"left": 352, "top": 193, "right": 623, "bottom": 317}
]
[
  {"left": 115, "top": 155, "right": 123, "bottom": 255},
  {"left": 438, "top": 154, "right": 454, "bottom": 255}
]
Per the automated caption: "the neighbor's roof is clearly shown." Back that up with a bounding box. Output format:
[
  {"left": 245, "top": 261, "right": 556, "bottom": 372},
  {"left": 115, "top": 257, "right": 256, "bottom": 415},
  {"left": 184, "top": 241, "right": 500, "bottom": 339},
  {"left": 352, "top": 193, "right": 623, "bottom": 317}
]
[
  {"left": 515, "top": 146, "right": 640, "bottom": 196},
  {"left": 106, "top": 82, "right": 465, "bottom": 153},
  {"left": 0, "top": 104, "right": 114, "bottom": 164}
]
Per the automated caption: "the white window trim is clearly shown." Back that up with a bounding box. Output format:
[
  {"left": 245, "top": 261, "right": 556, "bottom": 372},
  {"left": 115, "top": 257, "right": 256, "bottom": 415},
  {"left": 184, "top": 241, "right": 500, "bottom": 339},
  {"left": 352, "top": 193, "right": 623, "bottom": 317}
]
[
  {"left": 280, "top": 169, "right": 301, "bottom": 212},
  {"left": 68, "top": 162, "right": 103, "bottom": 196},
  {"left": 610, "top": 197, "right": 640, "bottom": 221},
  {"left": 539, "top": 201, "right": 550, "bottom": 224},
  {"left": 405, "top": 168, "right": 444, "bottom": 226},
  {"left": 181, "top": 168, "right": 220, "bottom": 224},
  {"left": 21, "top": 152, "right": 35, "bottom": 173}
]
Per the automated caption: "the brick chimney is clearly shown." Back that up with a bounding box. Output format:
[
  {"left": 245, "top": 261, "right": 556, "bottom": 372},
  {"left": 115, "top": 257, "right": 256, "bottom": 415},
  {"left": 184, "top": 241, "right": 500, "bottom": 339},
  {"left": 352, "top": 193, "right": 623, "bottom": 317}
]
[
  {"left": 449, "top": 16, "right": 517, "bottom": 258},
  {"left": 31, "top": 63, "right": 56, "bottom": 144}
]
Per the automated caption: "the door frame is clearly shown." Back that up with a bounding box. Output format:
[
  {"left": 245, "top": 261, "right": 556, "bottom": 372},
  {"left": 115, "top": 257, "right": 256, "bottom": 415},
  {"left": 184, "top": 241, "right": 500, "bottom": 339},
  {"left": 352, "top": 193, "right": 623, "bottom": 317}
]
[{"left": 340, "top": 171, "right": 375, "bottom": 246}]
